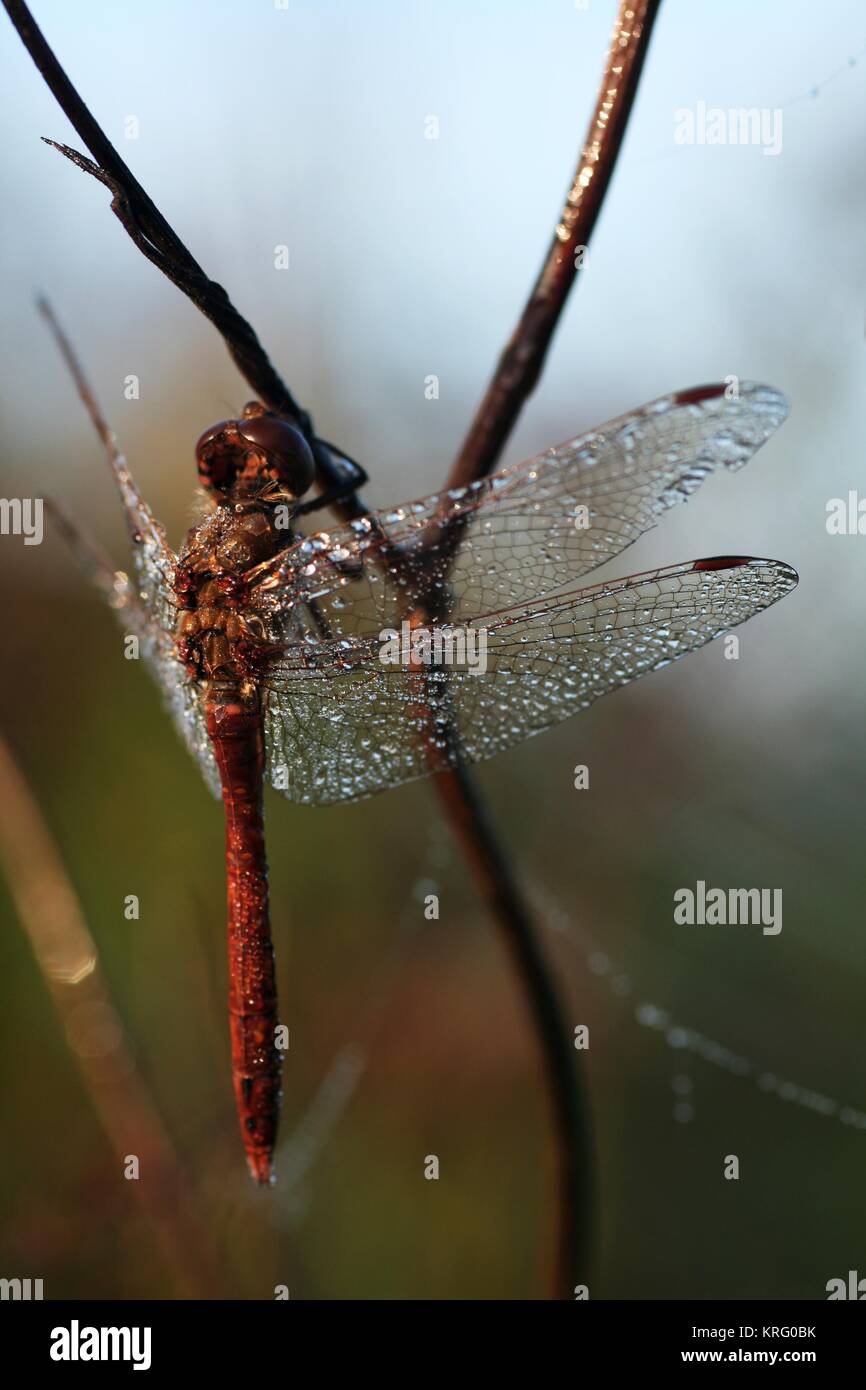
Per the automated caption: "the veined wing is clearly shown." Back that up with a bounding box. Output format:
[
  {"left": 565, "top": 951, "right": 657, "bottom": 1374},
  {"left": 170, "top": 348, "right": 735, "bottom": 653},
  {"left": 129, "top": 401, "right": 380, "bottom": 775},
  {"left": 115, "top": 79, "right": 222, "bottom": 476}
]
[
  {"left": 259, "top": 555, "right": 798, "bottom": 805},
  {"left": 107, "top": 449, "right": 221, "bottom": 795},
  {"left": 49, "top": 498, "right": 219, "bottom": 797},
  {"left": 251, "top": 382, "right": 789, "bottom": 636},
  {"left": 116, "top": 572, "right": 220, "bottom": 797},
  {"left": 39, "top": 298, "right": 218, "bottom": 792}
]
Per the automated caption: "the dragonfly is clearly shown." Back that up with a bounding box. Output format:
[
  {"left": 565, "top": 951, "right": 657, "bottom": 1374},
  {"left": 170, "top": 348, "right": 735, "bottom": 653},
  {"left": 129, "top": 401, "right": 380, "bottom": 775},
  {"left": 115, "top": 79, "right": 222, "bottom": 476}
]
[{"left": 46, "top": 321, "right": 797, "bottom": 1184}]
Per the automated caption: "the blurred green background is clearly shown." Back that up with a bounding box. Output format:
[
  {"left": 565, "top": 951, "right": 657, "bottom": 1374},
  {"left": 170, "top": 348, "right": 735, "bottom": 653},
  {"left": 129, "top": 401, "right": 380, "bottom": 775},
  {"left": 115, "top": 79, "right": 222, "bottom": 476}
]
[{"left": 1, "top": 0, "right": 864, "bottom": 1299}]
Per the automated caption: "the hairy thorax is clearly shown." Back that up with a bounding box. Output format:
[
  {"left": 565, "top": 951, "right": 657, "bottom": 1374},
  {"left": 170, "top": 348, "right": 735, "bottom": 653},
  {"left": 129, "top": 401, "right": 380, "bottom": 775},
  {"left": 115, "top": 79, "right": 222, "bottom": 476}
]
[{"left": 174, "top": 502, "right": 288, "bottom": 684}]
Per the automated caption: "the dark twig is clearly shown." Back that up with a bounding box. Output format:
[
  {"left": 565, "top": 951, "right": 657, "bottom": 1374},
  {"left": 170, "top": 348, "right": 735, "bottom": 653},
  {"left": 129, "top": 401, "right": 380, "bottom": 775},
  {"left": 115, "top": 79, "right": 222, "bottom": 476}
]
[
  {"left": 2, "top": 0, "right": 364, "bottom": 512},
  {"left": 6, "top": 0, "right": 660, "bottom": 1299}
]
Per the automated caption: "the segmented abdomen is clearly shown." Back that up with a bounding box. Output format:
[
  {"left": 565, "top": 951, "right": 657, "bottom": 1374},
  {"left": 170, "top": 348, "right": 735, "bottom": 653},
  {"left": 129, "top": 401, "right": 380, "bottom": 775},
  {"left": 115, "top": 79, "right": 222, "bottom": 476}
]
[{"left": 206, "top": 684, "right": 282, "bottom": 1184}]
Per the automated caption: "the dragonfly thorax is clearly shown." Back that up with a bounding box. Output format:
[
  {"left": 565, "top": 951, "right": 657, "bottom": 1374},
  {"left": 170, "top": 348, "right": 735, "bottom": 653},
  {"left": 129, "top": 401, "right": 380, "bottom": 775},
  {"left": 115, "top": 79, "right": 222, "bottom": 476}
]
[{"left": 174, "top": 505, "right": 287, "bottom": 682}]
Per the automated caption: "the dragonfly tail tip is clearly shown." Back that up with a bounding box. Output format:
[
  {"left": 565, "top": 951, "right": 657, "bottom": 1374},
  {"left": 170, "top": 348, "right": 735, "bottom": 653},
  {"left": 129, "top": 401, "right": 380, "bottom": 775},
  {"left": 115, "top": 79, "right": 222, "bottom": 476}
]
[{"left": 247, "top": 1149, "right": 276, "bottom": 1186}]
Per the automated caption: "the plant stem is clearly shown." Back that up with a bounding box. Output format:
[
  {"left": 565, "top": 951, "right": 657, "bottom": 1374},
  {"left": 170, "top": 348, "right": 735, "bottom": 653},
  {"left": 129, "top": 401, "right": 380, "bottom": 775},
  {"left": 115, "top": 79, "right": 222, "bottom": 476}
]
[
  {"left": 435, "top": 764, "right": 593, "bottom": 1294},
  {"left": 439, "top": 0, "right": 663, "bottom": 1296},
  {"left": 449, "top": 0, "right": 662, "bottom": 490}
]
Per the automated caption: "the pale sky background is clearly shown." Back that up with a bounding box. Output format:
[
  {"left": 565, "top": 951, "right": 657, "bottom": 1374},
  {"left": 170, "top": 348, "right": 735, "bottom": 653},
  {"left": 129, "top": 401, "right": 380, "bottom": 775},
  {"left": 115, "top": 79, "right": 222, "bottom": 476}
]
[{"left": 1, "top": 0, "right": 864, "bottom": 735}]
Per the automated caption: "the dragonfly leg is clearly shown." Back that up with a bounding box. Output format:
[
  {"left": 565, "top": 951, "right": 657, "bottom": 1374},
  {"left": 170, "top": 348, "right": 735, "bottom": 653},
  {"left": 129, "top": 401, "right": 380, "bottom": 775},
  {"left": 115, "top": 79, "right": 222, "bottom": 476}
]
[{"left": 295, "top": 440, "right": 368, "bottom": 516}]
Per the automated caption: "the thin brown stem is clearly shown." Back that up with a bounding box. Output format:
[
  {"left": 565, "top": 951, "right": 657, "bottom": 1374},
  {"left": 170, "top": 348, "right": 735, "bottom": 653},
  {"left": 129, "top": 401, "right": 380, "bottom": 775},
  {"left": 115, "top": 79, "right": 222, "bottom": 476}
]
[
  {"left": 435, "top": 0, "right": 663, "bottom": 1297},
  {"left": 449, "top": 0, "right": 662, "bottom": 489},
  {"left": 435, "top": 765, "right": 593, "bottom": 1293},
  {"left": 37, "top": 294, "right": 120, "bottom": 462},
  {"left": 0, "top": 734, "right": 219, "bottom": 1297}
]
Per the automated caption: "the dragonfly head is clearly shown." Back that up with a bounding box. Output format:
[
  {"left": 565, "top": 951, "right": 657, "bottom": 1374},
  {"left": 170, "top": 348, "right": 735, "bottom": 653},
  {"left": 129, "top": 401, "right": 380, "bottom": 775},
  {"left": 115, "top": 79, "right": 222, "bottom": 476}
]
[{"left": 196, "top": 402, "right": 316, "bottom": 501}]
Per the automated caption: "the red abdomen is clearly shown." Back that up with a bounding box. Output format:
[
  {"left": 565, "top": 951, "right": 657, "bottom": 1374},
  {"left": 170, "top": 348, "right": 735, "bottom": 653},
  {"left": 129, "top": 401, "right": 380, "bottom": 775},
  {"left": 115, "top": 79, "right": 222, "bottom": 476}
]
[{"left": 206, "top": 685, "right": 282, "bottom": 1183}]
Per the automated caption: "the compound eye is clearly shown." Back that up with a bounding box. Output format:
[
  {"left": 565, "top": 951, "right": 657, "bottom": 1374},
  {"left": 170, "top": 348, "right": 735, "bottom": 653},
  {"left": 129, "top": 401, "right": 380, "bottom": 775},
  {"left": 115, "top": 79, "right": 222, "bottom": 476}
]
[
  {"left": 237, "top": 416, "right": 315, "bottom": 497},
  {"left": 195, "top": 419, "right": 243, "bottom": 491},
  {"left": 195, "top": 423, "right": 224, "bottom": 456}
]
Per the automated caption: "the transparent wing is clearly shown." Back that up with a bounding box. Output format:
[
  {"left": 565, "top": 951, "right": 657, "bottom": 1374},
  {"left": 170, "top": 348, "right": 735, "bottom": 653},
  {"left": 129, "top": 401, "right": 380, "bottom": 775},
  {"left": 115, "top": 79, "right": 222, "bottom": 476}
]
[
  {"left": 39, "top": 301, "right": 219, "bottom": 792},
  {"left": 107, "top": 452, "right": 222, "bottom": 795},
  {"left": 251, "top": 382, "right": 789, "bottom": 638},
  {"left": 48, "top": 495, "right": 219, "bottom": 797},
  {"left": 113, "top": 571, "right": 219, "bottom": 797},
  {"left": 260, "top": 556, "right": 798, "bottom": 805},
  {"left": 102, "top": 463, "right": 222, "bottom": 794}
]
